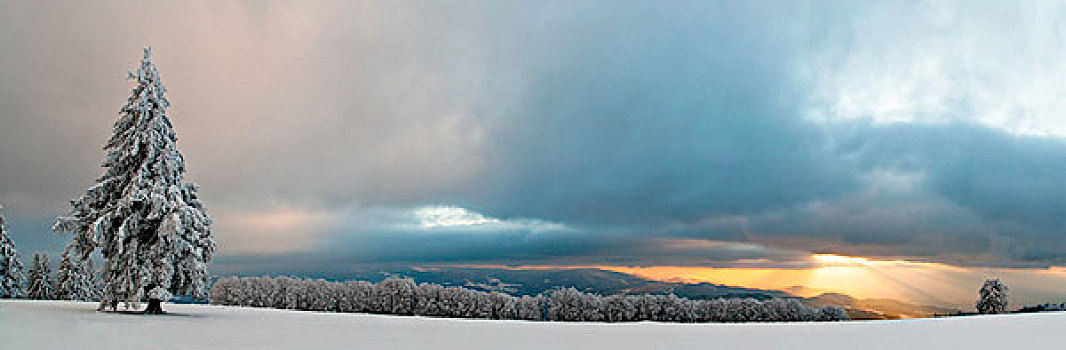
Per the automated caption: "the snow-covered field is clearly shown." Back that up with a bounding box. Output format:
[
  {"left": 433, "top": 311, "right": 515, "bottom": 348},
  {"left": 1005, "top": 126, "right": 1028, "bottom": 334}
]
[{"left": 1, "top": 300, "right": 1062, "bottom": 349}]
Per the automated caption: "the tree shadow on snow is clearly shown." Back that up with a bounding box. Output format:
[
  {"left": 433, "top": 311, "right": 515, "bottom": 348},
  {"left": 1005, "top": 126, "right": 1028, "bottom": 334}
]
[{"left": 98, "top": 309, "right": 209, "bottom": 318}]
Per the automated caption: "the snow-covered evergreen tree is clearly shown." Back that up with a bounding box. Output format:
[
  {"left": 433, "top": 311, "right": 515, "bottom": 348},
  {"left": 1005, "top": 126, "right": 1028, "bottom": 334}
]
[
  {"left": 26, "top": 253, "right": 54, "bottom": 300},
  {"left": 0, "top": 205, "right": 27, "bottom": 298},
  {"left": 55, "top": 245, "right": 100, "bottom": 301},
  {"left": 976, "top": 278, "right": 1009, "bottom": 314},
  {"left": 53, "top": 47, "right": 216, "bottom": 313}
]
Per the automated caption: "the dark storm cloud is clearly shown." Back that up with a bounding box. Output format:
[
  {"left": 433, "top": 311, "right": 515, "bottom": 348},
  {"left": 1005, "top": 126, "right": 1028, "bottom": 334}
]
[
  {"left": 2, "top": 0, "right": 1066, "bottom": 271},
  {"left": 831, "top": 123, "right": 1066, "bottom": 265},
  {"left": 465, "top": 4, "right": 857, "bottom": 225}
]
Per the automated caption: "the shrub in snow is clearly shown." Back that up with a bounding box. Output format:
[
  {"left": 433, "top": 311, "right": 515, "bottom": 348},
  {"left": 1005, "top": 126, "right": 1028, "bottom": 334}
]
[
  {"left": 976, "top": 279, "right": 1009, "bottom": 314},
  {"left": 209, "top": 276, "right": 849, "bottom": 323},
  {"left": 0, "top": 206, "right": 27, "bottom": 298},
  {"left": 53, "top": 47, "right": 215, "bottom": 313},
  {"left": 26, "top": 253, "right": 54, "bottom": 300}
]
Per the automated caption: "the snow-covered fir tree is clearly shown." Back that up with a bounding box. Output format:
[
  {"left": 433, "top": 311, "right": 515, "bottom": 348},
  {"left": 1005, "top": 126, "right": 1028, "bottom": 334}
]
[
  {"left": 26, "top": 253, "right": 54, "bottom": 300},
  {"left": 0, "top": 205, "right": 27, "bottom": 298},
  {"left": 53, "top": 47, "right": 216, "bottom": 313},
  {"left": 55, "top": 245, "right": 100, "bottom": 301},
  {"left": 976, "top": 278, "right": 1009, "bottom": 314}
]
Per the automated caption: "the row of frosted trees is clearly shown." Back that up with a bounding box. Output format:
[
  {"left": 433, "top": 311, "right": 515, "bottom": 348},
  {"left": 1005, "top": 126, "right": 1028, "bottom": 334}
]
[{"left": 211, "top": 276, "right": 849, "bottom": 323}]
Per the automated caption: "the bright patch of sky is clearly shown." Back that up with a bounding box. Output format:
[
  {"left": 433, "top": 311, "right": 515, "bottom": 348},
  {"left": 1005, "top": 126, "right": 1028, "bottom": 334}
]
[
  {"left": 804, "top": 0, "right": 1066, "bottom": 137},
  {"left": 414, "top": 206, "right": 499, "bottom": 228},
  {"left": 410, "top": 205, "right": 574, "bottom": 233}
]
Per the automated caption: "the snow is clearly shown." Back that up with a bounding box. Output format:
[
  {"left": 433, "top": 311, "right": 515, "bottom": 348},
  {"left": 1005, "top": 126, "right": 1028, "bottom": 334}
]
[{"left": 2, "top": 300, "right": 1063, "bottom": 349}]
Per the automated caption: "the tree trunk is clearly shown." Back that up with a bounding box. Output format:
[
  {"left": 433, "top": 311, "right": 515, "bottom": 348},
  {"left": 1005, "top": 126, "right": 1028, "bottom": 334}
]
[
  {"left": 98, "top": 299, "right": 117, "bottom": 312},
  {"left": 145, "top": 298, "right": 164, "bottom": 314},
  {"left": 144, "top": 284, "right": 165, "bottom": 314}
]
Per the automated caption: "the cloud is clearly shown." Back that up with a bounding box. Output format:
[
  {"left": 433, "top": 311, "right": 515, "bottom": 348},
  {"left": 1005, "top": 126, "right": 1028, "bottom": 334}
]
[
  {"left": 412, "top": 206, "right": 500, "bottom": 228},
  {"left": 457, "top": 1, "right": 857, "bottom": 226},
  {"left": 3, "top": 1, "right": 1066, "bottom": 271},
  {"left": 408, "top": 206, "right": 574, "bottom": 233},
  {"left": 213, "top": 205, "right": 343, "bottom": 254},
  {"left": 804, "top": 0, "right": 1066, "bottom": 136},
  {"left": 833, "top": 122, "right": 1066, "bottom": 265},
  {"left": 675, "top": 122, "right": 1066, "bottom": 267},
  {"left": 212, "top": 203, "right": 806, "bottom": 272}
]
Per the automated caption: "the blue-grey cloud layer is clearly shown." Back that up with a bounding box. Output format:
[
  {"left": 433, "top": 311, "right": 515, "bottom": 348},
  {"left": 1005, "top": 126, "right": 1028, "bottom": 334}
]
[{"left": 2, "top": 0, "right": 1065, "bottom": 270}]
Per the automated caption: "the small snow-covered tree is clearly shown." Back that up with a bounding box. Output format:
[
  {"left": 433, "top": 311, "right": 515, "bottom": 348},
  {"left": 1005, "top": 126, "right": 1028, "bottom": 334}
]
[
  {"left": 346, "top": 280, "right": 373, "bottom": 313},
  {"left": 817, "top": 305, "right": 849, "bottom": 321},
  {"left": 604, "top": 294, "right": 636, "bottom": 322},
  {"left": 55, "top": 245, "right": 100, "bottom": 301},
  {"left": 53, "top": 47, "right": 216, "bottom": 314},
  {"left": 515, "top": 294, "right": 547, "bottom": 321},
  {"left": 976, "top": 278, "right": 1009, "bottom": 314},
  {"left": 435, "top": 286, "right": 465, "bottom": 317},
  {"left": 207, "top": 277, "right": 235, "bottom": 305},
  {"left": 414, "top": 282, "right": 444, "bottom": 316},
  {"left": 0, "top": 206, "right": 27, "bottom": 298},
  {"left": 27, "top": 253, "right": 55, "bottom": 300},
  {"left": 472, "top": 291, "right": 514, "bottom": 320},
  {"left": 372, "top": 278, "right": 417, "bottom": 315},
  {"left": 548, "top": 287, "right": 600, "bottom": 321}
]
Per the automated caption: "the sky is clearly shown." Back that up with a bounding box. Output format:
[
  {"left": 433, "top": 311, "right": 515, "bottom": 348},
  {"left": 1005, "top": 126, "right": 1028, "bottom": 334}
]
[{"left": 3, "top": 0, "right": 1066, "bottom": 306}]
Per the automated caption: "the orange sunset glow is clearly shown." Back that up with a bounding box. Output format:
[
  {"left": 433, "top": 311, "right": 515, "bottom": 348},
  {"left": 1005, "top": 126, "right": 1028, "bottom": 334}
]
[
  {"left": 458, "top": 255, "right": 1066, "bottom": 309},
  {"left": 601, "top": 255, "right": 954, "bottom": 301},
  {"left": 596, "top": 255, "right": 1066, "bottom": 308}
]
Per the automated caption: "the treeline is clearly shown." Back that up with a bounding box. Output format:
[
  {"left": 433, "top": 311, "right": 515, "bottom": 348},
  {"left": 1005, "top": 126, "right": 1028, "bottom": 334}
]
[
  {"left": 210, "top": 276, "right": 849, "bottom": 323},
  {"left": 1017, "top": 302, "right": 1066, "bottom": 313}
]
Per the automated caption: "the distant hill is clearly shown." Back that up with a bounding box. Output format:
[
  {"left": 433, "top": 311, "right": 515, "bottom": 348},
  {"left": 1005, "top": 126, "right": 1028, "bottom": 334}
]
[
  {"left": 802, "top": 292, "right": 960, "bottom": 319},
  {"left": 250, "top": 266, "right": 790, "bottom": 300}
]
